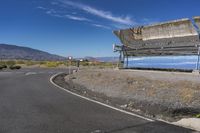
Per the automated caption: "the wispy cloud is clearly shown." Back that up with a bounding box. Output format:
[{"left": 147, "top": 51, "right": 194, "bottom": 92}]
[
  {"left": 51, "top": 1, "right": 59, "bottom": 5},
  {"left": 45, "top": 9, "right": 57, "bottom": 15},
  {"left": 38, "top": 1, "right": 159, "bottom": 30},
  {"left": 49, "top": 13, "right": 91, "bottom": 22},
  {"left": 91, "top": 24, "right": 111, "bottom": 30},
  {"left": 65, "top": 14, "right": 91, "bottom": 22},
  {"left": 42, "top": 7, "right": 91, "bottom": 22},
  {"left": 58, "top": 0, "right": 135, "bottom": 25},
  {"left": 37, "top": 6, "right": 47, "bottom": 10}
]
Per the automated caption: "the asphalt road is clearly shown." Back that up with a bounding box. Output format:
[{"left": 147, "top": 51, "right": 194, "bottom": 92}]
[{"left": 0, "top": 68, "right": 196, "bottom": 133}]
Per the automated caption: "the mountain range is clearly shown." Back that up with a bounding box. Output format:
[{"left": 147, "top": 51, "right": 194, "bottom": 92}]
[
  {"left": 0, "top": 44, "right": 66, "bottom": 61},
  {"left": 0, "top": 44, "right": 118, "bottom": 62}
]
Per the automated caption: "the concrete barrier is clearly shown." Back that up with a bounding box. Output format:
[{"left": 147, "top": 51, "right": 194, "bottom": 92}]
[{"left": 142, "top": 18, "right": 198, "bottom": 40}]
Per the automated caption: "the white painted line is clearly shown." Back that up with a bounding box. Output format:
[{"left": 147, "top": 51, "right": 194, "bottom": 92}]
[
  {"left": 25, "top": 72, "right": 37, "bottom": 75},
  {"left": 50, "top": 73, "right": 154, "bottom": 122}
]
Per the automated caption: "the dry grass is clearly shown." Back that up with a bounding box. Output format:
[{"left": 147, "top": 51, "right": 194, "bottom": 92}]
[
  {"left": 72, "top": 69, "right": 200, "bottom": 107},
  {"left": 178, "top": 87, "right": 195, "bottom": 103}
]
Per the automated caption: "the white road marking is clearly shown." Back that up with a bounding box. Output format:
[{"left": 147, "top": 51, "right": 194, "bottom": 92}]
[
  {"left": 91, "top": 130, "right": 104, "bottom": 133},
  {"left": 50, "top": 73, "right": 154, "bottom": 122},
  {"left": 25, "top": 72, "right": 37, "bottom": 75}
]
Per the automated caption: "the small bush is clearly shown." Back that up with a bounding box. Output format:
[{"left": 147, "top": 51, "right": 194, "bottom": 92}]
[
  {"left": 0, "top": 64, "right": 7, "bottom": 68},
  {"left": 9, "top": 65, "right": 21, "bottom": 70},
  {"left": 0, "top": 66, "right": 4, "bottom": 70},
  {"left": 45, "top": 61, "right": 59, "bottom": 68},
  {"left": 81, "top": 61, "right": 89, "bottom": 66},
  {"left": 196, "top": 114, "right": 200, "bottom": 118},
  {"left": 39, "top": 61, "right": 46, "bottom": 65}
]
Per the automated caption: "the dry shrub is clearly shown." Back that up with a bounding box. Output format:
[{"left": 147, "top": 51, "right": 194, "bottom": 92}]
[
  {"left": 179, "top": 87, "right": 195, "bottom": 103},
  {"left": 146, "top": 88, "right": 156, "bottom": 97}
]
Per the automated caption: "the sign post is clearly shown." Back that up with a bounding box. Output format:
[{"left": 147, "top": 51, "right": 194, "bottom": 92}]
[{"left": 68, "top": 56, "right": 73, "bottom": 74}]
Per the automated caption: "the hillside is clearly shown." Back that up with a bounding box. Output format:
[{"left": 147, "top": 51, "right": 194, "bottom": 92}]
[{"left": 0, "top": 44, "right": 66, "bottom": 61}]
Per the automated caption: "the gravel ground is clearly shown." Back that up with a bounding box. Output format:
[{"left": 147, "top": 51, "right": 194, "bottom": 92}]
[
  {"left": 53, "top": 69, "right": 200, "bottom": 122},
  {"left": 64, "top": 69, "right": 200, "bottom": 121}
]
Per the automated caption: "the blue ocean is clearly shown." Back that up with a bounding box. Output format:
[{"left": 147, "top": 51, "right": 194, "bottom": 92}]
[{"left": 126, "top": 56, "right": 199, "bottom": 70}]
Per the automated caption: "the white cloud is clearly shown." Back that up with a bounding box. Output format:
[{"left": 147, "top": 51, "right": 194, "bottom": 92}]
[
  {"left": 50, "top": 14, "right": 63, "bottom": 18},
  {"left": 37, "top": 6, "right": 47, "bottom": 10},
  {"left": 43, "top": 8, "right": 91, "bottom": 22},
  {"left": 91, "top": 24, "right": 111, "bottom": 30},
  {"left": 51, "top": 2, "right": 59, "bottom": 5},
  {"left": 45, "top": 9, "right": 57, "bottom": 15},
  {"left": 58, "top": 0, "right": 135, "bottom": 25},
  {"left": 37, "top": 1, "right": 160, "bottom": 30},
  {"left": 65, "top": 15, "right": 91, "bottom": 22}
]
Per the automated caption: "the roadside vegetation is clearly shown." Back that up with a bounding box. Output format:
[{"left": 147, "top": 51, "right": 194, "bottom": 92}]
[
  {"left": 0, "top": 59, "right": 117, "bottom": 69},
  {"left": 196, "top": 114, "right": 200, "bottom": 118},
  {"left": 0, "top": 60, "right": 21, "bottom": 70}
]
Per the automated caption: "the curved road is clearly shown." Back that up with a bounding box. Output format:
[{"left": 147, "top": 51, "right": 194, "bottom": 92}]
[{"left": 0, "top": 68, "right": 195, "bottom": 133}]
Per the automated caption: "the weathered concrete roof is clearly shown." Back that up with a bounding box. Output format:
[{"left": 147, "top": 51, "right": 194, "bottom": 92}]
[
  {"left": 143, "top": 18, "right": 189, "bottom": 28},
  {"left": 114, "top": 17, "right": 200, "bottom": 56},
  {"left": 193, "top": 16, "right": 200, "bottom": 19}
]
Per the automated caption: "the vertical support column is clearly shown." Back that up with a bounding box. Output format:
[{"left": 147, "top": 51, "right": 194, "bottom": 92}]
[
  {"left": 122, "top": 46, "right": 125, "bottom": 68},
  {"left": 118, "top": 50, "right": 125, "bottom": 69},
  {"left": 126, "top": 56, "right": 129, "bottom": 68},
  {"left": 118, "top": 51, "right": 122, "bottom": 68},
  {"left": 122, "top": 46, "right": 129, "bottom": 68},
  {"left": 196, "top": 47, "right": 200, "bottom": 71},
  {"left": 122, "top": 53, "right": 125, "bottom": 68}
]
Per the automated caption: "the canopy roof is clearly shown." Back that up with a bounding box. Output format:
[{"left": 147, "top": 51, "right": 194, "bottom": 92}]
[{"left": 114, "top": 17, "right": 200, "bottom": 56}]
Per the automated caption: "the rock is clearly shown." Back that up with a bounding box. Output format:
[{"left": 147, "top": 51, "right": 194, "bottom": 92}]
[
  {"left": 173, "top": 118, "right": 200, "bottom": 131},
  {"left": 120, "top": 104, "right": 128, "bottom": 108}
]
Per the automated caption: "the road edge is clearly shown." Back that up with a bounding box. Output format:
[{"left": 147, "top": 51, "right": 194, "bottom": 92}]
[
  {"left": 50, "top": 72, "right": 154, "bottom": 122},
  {"left": 50, "top": 73, "right": 200, "bottom": 132}
]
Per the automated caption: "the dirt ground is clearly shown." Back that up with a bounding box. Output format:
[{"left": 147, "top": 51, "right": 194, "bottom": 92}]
[{"left": 63, "top": 69, "right": 200, "bottom": 121}]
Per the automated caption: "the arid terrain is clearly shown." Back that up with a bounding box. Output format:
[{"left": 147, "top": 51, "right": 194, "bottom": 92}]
[{"left": 62, "top": 69, "right": 200, "bottom": 121}]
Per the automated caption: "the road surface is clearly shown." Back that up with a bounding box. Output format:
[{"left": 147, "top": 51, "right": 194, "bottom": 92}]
[{"left": 0, "top": 68, "right": 195, "bottom": 133}]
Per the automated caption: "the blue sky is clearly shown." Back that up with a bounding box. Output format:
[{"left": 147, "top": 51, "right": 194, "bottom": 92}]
[{"left": 0, "top": 0, "right": 200, "bottom": 57}]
